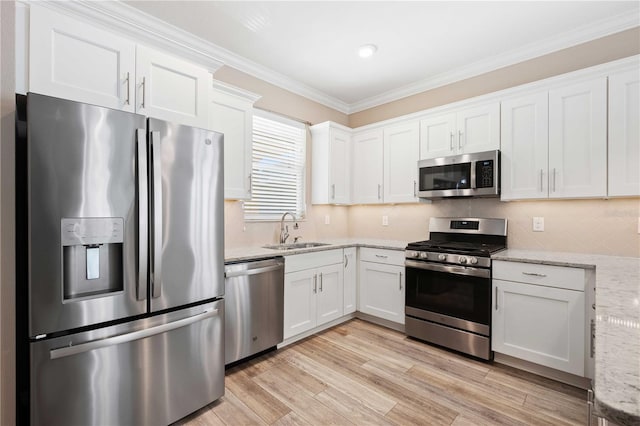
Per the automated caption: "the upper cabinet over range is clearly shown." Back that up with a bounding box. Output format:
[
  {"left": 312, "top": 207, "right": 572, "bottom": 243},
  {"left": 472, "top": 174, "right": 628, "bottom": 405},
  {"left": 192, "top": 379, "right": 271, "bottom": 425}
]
[{"left": 26, "top": 5, "right": 212, "bottom": 128}]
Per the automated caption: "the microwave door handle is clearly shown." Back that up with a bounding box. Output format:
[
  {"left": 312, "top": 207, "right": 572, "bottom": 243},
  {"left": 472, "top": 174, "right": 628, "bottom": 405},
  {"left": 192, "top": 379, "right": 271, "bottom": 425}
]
[
  {"left": 151, "top": 130, "right": 163, "bottom": 298},
  {"left": 136, "top": 130, "right": 148, "bottom": 301}
]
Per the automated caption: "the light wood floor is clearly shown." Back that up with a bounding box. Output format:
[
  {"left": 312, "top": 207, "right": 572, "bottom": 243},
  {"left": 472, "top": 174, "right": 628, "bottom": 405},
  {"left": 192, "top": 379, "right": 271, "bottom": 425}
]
[{"left": 176, "top": 319, "right": 587, "bottom": 425}]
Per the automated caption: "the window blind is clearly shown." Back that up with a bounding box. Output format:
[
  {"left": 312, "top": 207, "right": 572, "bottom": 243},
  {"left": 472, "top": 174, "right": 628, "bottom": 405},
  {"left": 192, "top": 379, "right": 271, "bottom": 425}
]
[{"left": 244, "top": 110, "right": 306, "bottom": 221}]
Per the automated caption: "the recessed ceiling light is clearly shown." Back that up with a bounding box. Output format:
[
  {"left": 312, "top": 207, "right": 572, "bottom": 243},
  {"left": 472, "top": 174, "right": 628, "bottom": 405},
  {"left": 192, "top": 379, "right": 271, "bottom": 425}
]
[{"left": 358, "top": 44, "right": 378, "bottom": 58}]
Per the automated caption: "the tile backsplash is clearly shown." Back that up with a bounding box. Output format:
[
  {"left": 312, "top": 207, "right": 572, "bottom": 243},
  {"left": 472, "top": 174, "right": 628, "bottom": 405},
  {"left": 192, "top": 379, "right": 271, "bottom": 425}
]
[{"left": 225, "top": 198, "right": 640, "bottom": 257}]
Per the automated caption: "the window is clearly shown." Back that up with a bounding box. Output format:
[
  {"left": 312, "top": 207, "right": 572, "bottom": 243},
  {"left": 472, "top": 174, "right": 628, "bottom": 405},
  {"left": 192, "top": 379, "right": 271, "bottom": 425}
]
[{"left": 244, "top": 110, "right": 306, "bottom": 221}]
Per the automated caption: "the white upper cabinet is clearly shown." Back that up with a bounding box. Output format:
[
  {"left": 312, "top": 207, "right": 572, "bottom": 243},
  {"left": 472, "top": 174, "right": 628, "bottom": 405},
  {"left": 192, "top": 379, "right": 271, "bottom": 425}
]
[
  {"left": 311, "top": 122, "right": 352, "bottom": 205},
  {"left": 383, "top": 121, "right": 419, "bottom": 203},
  {"left": 209, "top": 81, "right": 261, "bottom": 200},
  {"left": 420, "top": 102, "right": 500, "bottom": 159},
  {"left": 29, "top": 5, "right": 136, "bottom": 112},
  {"left": 500, "top": 92, "right": 549, "bottom": 200},
  {"left": 136, "top": 46, "right": 211, "bottom": 128},
  {"left": 27, "top": 5, "right": 211, "bottom": 128},
  {"left": 608, "top": 69, "right": 640, "bottom": 197},
  {"left": 548, "top": 78, "right": 607, "bottom": 198},
  {"left": 352, "top": 129, "right": 384, "bottom": 204}
]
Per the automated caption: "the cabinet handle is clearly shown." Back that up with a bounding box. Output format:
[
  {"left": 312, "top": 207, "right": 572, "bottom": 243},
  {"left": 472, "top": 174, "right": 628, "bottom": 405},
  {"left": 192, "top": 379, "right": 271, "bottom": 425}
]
[
  {"left": 332, "top": 184, "right": 336, "bottom": 200},
  {"left": 450, "top": 132, "right": 454, "bottom": 150},
  {"left": 375, "top": 254, "right": 388, "bottom": 259},
  {"left": 458, "top": 130, "right": 463, "bottom": 149},
  {"left": 313, "top": 274, "right": 317, "bottom": 294},
  {"left": 344, "top": 254, "right": 348, "bottom": 268},
  {"left": 552, "top": 168, "right": 557, "bottom": 192},
  {"left": 413, "top": 180, "right": 417, "bottom": 197},
  {"left": 590, "top": 319, "right": 595, "bottom": 358},
  {"left": 377, "top": 184, "right": 381, "bottom": 200},
  {"left": 248, "top": 174, "right": 252, "bottom": 195},
  {"left": 319, "top": 273, "right": 323, "bottom": 292},
  {"left": 539, "top": 169, "right": 544, "bottom": 193},
  {"left": 495, "top": 286, "right": 498, "bottom": 310},
  {"left": 522, "top": 272, "right": 547, "bottom": 277},
  {"left": 398, "top": 272, "right": 402, "bottom": 290},
  {"left": 124, "top": 72, "right": 131, "bottom": 106},
  {"left": 140, "top": 76, "right": 146, "bottom": 109}
]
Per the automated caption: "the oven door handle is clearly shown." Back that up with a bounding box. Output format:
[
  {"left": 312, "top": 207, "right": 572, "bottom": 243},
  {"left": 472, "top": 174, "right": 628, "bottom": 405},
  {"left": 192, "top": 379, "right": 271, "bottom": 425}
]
[{"left": 405, "top": 259, "right": 490, "bottom": 279}]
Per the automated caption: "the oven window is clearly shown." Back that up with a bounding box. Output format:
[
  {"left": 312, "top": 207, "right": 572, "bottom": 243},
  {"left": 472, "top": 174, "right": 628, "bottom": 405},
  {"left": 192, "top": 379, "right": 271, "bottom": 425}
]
[
  {"left": 405, "top": 266, "right": 490, "bottom": 326},
  {"left": 419, "top": 163, "right": 471, "bottom": 191}
]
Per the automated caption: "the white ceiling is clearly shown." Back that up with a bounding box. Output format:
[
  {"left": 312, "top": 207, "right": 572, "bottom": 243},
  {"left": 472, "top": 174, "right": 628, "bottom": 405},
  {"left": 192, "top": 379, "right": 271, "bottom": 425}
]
[{"left": 124, "top": 1, "right": 640, "bottom": 113}]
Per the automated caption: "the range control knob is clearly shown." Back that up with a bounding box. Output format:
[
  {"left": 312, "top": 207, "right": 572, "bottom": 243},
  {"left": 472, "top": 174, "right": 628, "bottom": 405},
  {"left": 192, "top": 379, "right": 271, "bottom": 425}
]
[
  {"left": 438, "top": 254, "right": 447, "bottom": 261},
  {"left": 459, "top": 256, "right": 468, "bottom": 264},
  {"left": 419, "top": 252, "right": 429, "bottom": 259},
  {"left": 408, "top": 251, "right": 419, "bottom": 258},
  {"left": 469, "top": 257, "right": 478, "bottom": 265}
]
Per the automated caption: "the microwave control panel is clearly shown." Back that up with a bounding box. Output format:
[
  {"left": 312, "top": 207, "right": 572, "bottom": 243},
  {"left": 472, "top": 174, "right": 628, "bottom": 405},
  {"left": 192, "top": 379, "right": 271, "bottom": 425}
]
[{"left": 475, "top": 160, "right": 494, "bottom": 188}]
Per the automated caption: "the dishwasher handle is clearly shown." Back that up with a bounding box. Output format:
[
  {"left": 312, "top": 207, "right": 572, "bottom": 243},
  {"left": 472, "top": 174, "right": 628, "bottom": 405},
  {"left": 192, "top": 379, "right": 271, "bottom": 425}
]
[{"left": 225, "top": 264, "right": 283, "bottom": 278}]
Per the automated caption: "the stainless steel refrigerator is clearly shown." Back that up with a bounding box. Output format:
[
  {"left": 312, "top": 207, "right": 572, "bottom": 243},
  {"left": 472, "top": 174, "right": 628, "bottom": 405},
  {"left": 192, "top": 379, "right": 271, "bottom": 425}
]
[{"left": 16, "top": 93, "right": 225, "bottom": 425}]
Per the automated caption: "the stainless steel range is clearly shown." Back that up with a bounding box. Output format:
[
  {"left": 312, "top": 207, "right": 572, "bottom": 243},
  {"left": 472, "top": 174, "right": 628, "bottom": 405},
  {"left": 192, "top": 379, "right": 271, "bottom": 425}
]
[{"left": 405, "top": 217, "right": 507, "bottom": 360}]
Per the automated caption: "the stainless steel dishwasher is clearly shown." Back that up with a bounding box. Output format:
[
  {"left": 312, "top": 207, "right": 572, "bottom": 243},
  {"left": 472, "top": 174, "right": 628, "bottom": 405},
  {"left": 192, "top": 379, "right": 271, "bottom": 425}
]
[{"left": 224, "top": 257, "right": 285, "bottom": 365}]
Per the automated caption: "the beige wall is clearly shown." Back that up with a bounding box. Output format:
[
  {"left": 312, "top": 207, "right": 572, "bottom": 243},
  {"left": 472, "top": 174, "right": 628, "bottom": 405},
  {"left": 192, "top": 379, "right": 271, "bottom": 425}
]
[
  {"left": 213, "top": 66, "right": 349, "bottom": 126},
  {"left": 349, "top": 27, "right": 640, "bottom": 127},
  {"left": 349, "top": 198, "right": 640, "bottom": 257},
  {"left": 0, "top": 1, "right": 15, "bottom": 424}
]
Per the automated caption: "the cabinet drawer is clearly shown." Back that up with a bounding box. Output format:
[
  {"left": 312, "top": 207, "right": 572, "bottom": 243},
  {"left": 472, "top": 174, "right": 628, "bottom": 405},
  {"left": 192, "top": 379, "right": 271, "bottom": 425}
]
[
  {"left": 359, "top": 247, "right": 405, "bottom": 266},
  {"left": 493, "top": 261, "right": 585, "bottom": 291},
  {"left": 285, "top": 249, "right": 343, "bottom": 273}
]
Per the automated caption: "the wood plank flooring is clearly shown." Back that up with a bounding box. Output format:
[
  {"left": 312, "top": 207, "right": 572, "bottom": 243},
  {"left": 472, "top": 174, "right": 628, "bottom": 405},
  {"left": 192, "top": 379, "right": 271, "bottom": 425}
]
[{"left": 175, "top": 319, "right": 587, "bottom": 425}]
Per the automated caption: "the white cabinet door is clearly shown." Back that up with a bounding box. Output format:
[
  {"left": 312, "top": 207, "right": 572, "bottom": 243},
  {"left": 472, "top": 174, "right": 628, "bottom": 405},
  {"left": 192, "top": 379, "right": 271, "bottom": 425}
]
[
  {"left": 316, "top": 263, "right": 344, "bottom": 326},
  {"left": 136, "top": 45, "right": 210, "bottom": 128},
  {"left": 548, "top": 78, "right": 607, "bottom": 198},
  {"left": 343, "top": 248, "right": 357, "bottom": 315},
  {"left": 608, "top": 69, "right": 640, "bottom": 197},
  {"left": 283, "top": 269, "right": 317, "bottom": 339},
  {"left": 29, "top": 5, "right": 135, "bottom": 112},
  {"left": 500, "top": 92, "right": 549, "bottom": 200},
  {"left": 383, "top": 121, "right": 419, "bottom": 203},
  {"left": 492, "top": 279, "right": 585, "bottom": 376},
  {"left": 209, "top": 83, "right": 259, "bottom": 200},
  {"left": 359, "top": 261, "right": 405, "bottom": 324},
  {"left": 329, "top": 128, "right": 351, "bottom": 204},
  {"left": 352, "top": 129, "right": 384, "bottom": 204},
  {"left": 456, "top": 102, "right": 500, "bottom": 154},
  {"left": 419, "top": 114, "right": 456, "bottom": 159}
]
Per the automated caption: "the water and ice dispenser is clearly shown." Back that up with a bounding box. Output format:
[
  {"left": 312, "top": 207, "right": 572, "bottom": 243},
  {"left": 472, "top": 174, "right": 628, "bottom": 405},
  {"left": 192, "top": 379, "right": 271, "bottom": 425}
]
[{"left": 61, "top": 218, "right": 124, "bottom": 300}]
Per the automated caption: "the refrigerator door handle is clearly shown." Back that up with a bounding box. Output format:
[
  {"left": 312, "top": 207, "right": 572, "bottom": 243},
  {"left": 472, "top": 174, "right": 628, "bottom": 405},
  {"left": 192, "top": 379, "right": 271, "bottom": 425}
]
[
  {"left": 136, "top": 130, "right": 148, "bottom": 301},
  {"left": 50, "top": 308, "right": 220, "bottom": 360},
  {"left": 151, "top": 130, "right": 163, "bottom": 298}
]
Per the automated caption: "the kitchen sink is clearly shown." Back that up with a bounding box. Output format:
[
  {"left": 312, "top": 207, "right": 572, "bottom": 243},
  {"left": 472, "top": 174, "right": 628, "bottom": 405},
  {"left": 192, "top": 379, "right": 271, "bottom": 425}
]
[{"left": 262, "top": 242, "right": 331, "bottom": 250}]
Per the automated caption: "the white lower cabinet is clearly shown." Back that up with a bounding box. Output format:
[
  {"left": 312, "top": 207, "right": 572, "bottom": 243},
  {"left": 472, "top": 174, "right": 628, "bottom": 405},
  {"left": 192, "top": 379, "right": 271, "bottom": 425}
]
[
  {"left": 283, "top": 250, "right": 344, "bottom": 340},
  {"left": 492, "top": 261, "right": 586, "bottom": 376},
  {"left": 343, "top": 247, "right": 357, "bottom": 314},
  {"left": 358, "top": 248, "right": 405, "bottom": 325}
]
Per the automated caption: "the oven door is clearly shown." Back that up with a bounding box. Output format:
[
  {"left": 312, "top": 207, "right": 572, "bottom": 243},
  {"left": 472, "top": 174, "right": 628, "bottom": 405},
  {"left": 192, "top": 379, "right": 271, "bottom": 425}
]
[{"left": 405, "top": 260, "right": 491, "bottom": 336}]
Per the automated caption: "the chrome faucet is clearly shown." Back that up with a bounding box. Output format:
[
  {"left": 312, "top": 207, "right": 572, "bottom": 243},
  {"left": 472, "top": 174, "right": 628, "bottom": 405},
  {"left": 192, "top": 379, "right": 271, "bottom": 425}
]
[{"left": 279, "top": 211, "right": 296, "bottom": 244}]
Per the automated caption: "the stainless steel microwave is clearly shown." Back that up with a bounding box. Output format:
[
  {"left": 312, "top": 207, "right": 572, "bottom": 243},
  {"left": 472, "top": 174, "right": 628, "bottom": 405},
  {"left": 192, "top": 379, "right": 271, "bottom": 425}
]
[{"left": 417, "top": 150, "right": 500, "bottom": 199}]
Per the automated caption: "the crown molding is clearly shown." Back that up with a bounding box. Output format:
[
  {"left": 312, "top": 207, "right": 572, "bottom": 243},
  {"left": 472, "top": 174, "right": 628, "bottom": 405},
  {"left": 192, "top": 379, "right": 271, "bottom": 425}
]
[
  {"left": 348, "top": 11, "right": 640, "bottom": 113},
  {"left": 22, "top": 1, "right": 639, "bottom": 116}
]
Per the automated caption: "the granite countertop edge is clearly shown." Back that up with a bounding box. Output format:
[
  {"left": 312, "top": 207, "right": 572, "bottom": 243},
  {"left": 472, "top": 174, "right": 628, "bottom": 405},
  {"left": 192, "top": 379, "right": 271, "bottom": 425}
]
[{"left": 492, "top": 249, "right": 640, "bottom": 425}]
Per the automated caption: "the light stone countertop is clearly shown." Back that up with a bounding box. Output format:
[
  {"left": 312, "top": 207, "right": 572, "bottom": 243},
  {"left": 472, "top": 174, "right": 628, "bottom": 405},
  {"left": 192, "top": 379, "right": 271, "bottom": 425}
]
[
  {"left": 224, "top": 238, "right": 408, "bottom": 263},
  {"left": 493, "top": 249, "right": 640, "bottom": 425}
]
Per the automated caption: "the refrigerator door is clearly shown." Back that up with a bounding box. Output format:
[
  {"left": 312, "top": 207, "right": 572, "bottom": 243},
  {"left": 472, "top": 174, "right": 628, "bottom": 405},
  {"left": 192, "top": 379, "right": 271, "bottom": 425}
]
[
  {"left": 24, "top": 93, "right": 148, "bottom": 337},
  {"left": 148, "top": 118, "right": 224, "bottom": 312},
  {"left": 30, "top": 299, "right": 224, "bottom": 426}
]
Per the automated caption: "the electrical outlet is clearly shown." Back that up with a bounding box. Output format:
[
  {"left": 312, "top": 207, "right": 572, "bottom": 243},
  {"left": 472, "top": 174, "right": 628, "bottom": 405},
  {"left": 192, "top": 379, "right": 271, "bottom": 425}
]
[
  {"left": 532, "top": 217, "right": 544, "bottom": 232},
  {"left": 382, "top": 215, "right": 389, "bottom": 226},
  {"left": 324, "top": 215, "right": 330, "bottom": 225}
]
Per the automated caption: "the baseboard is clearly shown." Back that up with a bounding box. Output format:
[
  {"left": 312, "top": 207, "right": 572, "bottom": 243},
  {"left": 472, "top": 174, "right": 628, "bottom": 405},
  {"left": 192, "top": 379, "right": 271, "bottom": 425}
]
[
  {"left": 278, "top": 313, "right": 356, "bottom": 348},
  {"left": 355, "top": 312, "right": 405, "bottom": 333},
  {"left": 494, "top": 352, "right": 592, "bottom": 390}
]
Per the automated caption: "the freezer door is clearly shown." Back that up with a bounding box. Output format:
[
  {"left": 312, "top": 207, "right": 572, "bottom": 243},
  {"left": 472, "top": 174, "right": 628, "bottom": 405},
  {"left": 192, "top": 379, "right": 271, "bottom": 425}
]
[
  {"left": 30, "top": 299, "right": 224, "bottom": 426},
  {"left": 23, "top": 93, "right": 148, "bottom": 337},
  {"left": 148, "top": 118, "right": 224, "bottom": 312}
]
